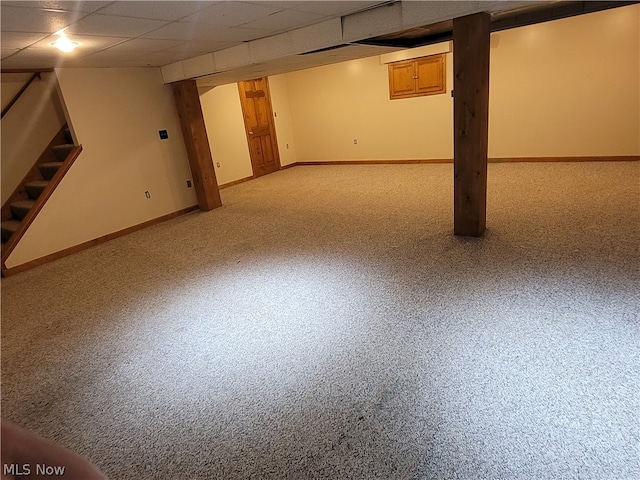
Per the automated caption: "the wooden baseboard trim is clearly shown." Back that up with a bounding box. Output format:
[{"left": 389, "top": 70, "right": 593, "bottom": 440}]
[
  {"left": 489, "top": 155, "right": 639, "bottom": 163},
  {"left": 2, "top": 205, "right": 198, "bottom": 277},
  {"left": 295, "top": 159, "right": 453, "bottom": 166},
  {"left": 219, "top": 176, "right": 254, "bottom": 189},
  {"left": 279, "top": 163, "right": 299, "bottom": 170},
  {"left": 293, "top": 156, "right": 639, "bottom": 166}
]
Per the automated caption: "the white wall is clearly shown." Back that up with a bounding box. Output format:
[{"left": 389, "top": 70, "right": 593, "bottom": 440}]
[
  {"left": 268, "top": 75, "right": 298, "bottom": 167},
  {"left": 200, "top": 83, "right": 253, "bottom": 186},
  {"left": 1, "top": 72, "right": 67, "bottom": 204},
  {"left": 200, "top": 77, "right": 297, "bottom": 184},
  {"left": 284, "top": 54, "right": 454, "bottom": 162},
  {"left": 281, "top": 4, "right": 639, "bottom": 162},
  {"left": 2, "top": 73, "right": 32, "bottom": 111},
  {"left": 488, "top": 4, "right": 639, "bottom": 157},
  {"left": 6, "top": 67, "right": 196, "bottom": 268}
]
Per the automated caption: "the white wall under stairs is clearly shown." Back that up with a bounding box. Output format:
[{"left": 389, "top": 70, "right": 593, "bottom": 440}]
[{"left": 1, "top": 72, "right": 67, "bottom": 204}]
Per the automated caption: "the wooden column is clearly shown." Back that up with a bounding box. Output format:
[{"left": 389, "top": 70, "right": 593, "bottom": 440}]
[
  {"left": 171, "top": 79, "right": 222, "bottom": 211},
  {"left": 453, "top": 12, "right": 490, "bottom": 237}
]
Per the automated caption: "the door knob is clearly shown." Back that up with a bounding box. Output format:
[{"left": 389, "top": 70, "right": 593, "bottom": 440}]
[{"left": 249, "top": 131, "right": 254, "bottom": 135}]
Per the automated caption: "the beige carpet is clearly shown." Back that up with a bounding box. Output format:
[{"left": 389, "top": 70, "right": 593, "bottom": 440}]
[{"left": 2, "top": 162, "right": 639, "bottom": 479}]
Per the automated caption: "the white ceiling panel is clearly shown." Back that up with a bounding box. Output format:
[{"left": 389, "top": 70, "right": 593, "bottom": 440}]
[
  {"left": 1, "top": 1, "right": 112, "bottom": 13},
  {"left": 62, "top": 13, "right": 168, "bottom": 37},
  {"left": 164, "top": 40, "right": 237, "bottom": 54},
  {"left": 1, "top": 31, "right": 49, "bottom": 49},
  {"left": 179, "top": 1, "right": 282, "bottom": 27},
  {"left": 0, "top": 0, "right": 550, "bottom": 85},
  {"left": 1, "top": 48, "right": 21, "bottom": 60},
  {"left": 29, "top": 34, "right": 129, "bottom": 52},
  {"left": 96, "top": 1, "right": 216, "bottom": 22},
  {"left": 292, "top": 1, "right": 384, "bottom": 16},
  {"left": 242, "top": 9, "right": 327, "bottom": 31},
  {"left": 0, "top": 5, "right": 86, "bottom": 33},
  {"left": 103, "top": 38, "right": 187, "bottom": 53},
  {"left": 140, "top": 21, "right": 231, "bottom": 41}
]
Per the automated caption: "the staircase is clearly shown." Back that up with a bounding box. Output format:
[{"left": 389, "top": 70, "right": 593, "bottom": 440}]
[{"left": 1, "top": 125, "right": 82, "bottom": 274}]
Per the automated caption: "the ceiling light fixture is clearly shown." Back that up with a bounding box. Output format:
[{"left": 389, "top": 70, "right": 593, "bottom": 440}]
[{"left": 51, "top": 37, "right": 78, "bottom": 53}]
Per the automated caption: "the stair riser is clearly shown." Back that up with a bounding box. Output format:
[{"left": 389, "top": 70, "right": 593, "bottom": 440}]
[
  {"left": 10, "top": 205, "right": 31, "bottom": 221},
  {"left": 52, "top": 145, "right": 74, "bottom": 162},
  {"left": 25, "top": 185, "right": 46, "bottom": 199},
  {"left": 39, "top": 165, "right": 60, "bottom": 180},
  {"left": 1, "top": 228, "right": 15, "bottom": 243}
]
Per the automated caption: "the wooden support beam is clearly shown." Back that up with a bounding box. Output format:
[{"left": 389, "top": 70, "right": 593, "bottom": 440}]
[
  {"left": 171, "top": 79, "right": 222, "bottom": 211},
  {"left": 453, "top": 12, "right": 491, "bottom": 237}
]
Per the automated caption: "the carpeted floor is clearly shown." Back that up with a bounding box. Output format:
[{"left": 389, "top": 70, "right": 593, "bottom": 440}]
[{"left": 1, "top": 162, "right": 639, "bottom": 479}]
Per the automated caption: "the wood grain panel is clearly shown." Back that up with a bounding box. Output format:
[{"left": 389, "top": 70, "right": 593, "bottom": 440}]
[
  {"left": 453, "top": 12, "right": 491, "bottom": 237},
  {"left": 171, "top": 79, "right": 222, "bottom": 211}
]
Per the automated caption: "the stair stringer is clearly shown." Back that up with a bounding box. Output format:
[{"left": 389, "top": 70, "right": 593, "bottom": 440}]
[{"left": 1, "top": 144, "right": 83, "bottom": 275}]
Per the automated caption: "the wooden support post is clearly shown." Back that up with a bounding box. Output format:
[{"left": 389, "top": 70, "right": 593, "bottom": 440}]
[
  {"left": 171, "top": 79, "right": 222, "bottom": 211},
  {"left": 453, "top": 12, "right": 490, "bottom": 237}
]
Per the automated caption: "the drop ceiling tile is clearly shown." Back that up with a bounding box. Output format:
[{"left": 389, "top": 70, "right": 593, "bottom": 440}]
[
  {"left": 292, "top": 1, "right": 385, "bottom": 16},
  {"left": 242, "top": 9, "right": 326, "bottom": 31},
  {"left": 0, "top": 47, "right": 76, "bottom": 68},
  {"left": 102, "top": 38, "right": 187, "bottom": 53},
  {"left": 215, "top": 26, "right": 273, "bottom": 43},
  {"left": 97, "top": 1, "right": 216, "bottom": 21},
  {"left": 180, "top": 1, "right": 282, "bottom": 27},
  {"left": 0, "top": 5, "right": 85, "bottom": 33},
  {"left": 1, "top": 1, "right": 111, "bottom": 13},
  {"left": 1, "top": 31, "right": 49, "bottom": 49},
  {"left": 30, "top": 34, "right": 129, "bottom": 52},
  {"left": 164, "top": 40, "right": 237, "bottom": 54},
  {"left": 2, "top": 48, "right": 21, "bottom": 59},
  {"left": 63, "top": 13, "right": 169, "bottom": 37},
  {"left": 141, "top": 21, "right": 269, "bottom": 43},
  {"left": 137, "top": 50, "right": 200, "bottom": 66},
  {"left": 140, "top": 21, "right": 229, "bottom": 41},
  {"left": 243, "top": 1, "right": 304, "bottom": 9}
]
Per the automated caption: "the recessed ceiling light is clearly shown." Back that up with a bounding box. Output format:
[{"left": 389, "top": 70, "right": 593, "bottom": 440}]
[{"left": 51, "top": 37, "right": 79, "bottom": 53}]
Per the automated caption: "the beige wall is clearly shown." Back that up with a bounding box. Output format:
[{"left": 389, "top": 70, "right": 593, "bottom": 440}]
[
  {"left": 200, "top": 77, "right": 297, "bottom": 185},
  {"left": 489, "top": 4, "right": 639, "bottom": 157},
  {"left": 1, "top": 72, "right": 67, "bottom": 204},
  {"left": 268, "top": 75, "right": 298, "bottom": 167},
  {"left": 6, "top": 67, "right": 196, "bottom": 268},
  {"left": 200, "top": 83, "right": 253, "bottom": 185},
  {"left": 281, "top": 4, "right": 639, "bottom": 162}
]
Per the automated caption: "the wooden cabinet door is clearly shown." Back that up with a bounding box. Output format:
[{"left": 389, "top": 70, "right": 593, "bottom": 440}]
[
  {"left": 389, "top": 60, "right": 417, "bottom": 99},
  {"left": 388, "top": 54, "right": 446, "bottom": 99},
  {"left": 238, "top": 78, "right": 280, "bottom": 178},
  {"left": 415, "top": 55, "right": 446, "bottom": 95}
]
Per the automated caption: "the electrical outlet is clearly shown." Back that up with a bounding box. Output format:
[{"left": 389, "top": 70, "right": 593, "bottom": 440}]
[
  {"left": 145, "top": 191, "right": 151, "bottom": 199},
  {"left": 216, "top": 162, "right": 221, "bottom": 168},
  {"left": 186, "top": 180, "right": 192, "bottom": 188},
  {"left": 286, "top": 144, "right": 289, "bottom": 149},
  {"left": 353, "top": 139, "right": 358, "bottom": 145},
  {"left": 159, "top": 130, "right": 168, "bottom": 140}
]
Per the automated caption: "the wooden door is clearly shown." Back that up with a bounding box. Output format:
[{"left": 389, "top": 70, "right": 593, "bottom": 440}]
[{"left": 237, "top": 78, "right": 280, "bottom": 178}]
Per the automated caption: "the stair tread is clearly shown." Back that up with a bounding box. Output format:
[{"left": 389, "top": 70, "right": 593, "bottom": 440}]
[
  {"left": 25, "top": 180, "right": 49, "bottom": 187},
  {"left": 40, "top": 161, "right": 64, "bottom": 167},
  {"left": 11, "top": 199, "right": 36, "bottom": 209},
  {"left": 1, "top": 220, "right": 21, "bottom": 230},
  {"left": 52, "top": 144, "right": 75, "bottom": 150}
]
